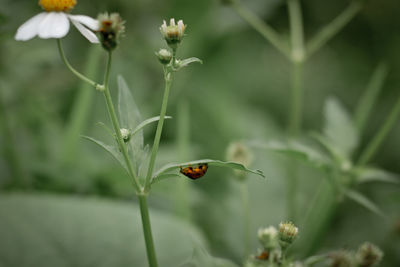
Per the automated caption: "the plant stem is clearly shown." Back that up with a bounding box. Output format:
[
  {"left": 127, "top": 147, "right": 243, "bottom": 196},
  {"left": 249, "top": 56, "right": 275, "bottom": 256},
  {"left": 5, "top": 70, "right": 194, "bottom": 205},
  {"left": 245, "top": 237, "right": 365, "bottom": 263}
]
[
  {"left": 101, "top": 52, "right": 142, "bottom": 194},
  {"left": 175, "top": 100, "right": 192, "bottom": 220},
  {"left": 138, "top": 194, "right": 159, "bottom": 267},
  {"left": 357, "top": 95, "right": 400, "bottom": 166},
  {"left": 144, "top": 68, "right": 173, "bottom": 192},
  {"left": 231, "top": 1, "right": 291, "bottom": 59},
  {"left": 286, "top": 0, "right": 305, "bottom": 222},
  {"left": 62, "top": 47, "right": 102, "bottom": 163},
  {"left": 240, "top": 181, "right": 250, "bottom": 261},
  {"left": 306, "top": 2, "right": 362, "bottom": 58},
  {"left": 57, "top": 39, "right": 102, "bottom": 90}
]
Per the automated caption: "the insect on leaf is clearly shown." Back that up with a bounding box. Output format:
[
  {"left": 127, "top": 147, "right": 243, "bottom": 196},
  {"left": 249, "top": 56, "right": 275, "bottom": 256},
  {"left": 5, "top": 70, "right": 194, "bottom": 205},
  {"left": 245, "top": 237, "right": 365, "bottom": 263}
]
[{"left": 152, "top": 159, "right": 265, "bottom": 184}]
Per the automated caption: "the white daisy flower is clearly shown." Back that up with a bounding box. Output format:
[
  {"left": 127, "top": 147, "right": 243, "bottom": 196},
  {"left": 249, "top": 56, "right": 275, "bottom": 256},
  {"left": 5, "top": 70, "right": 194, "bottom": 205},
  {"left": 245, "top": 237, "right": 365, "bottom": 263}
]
[{"left": 15, "top": 0, "right": 99, "bottom": 43}]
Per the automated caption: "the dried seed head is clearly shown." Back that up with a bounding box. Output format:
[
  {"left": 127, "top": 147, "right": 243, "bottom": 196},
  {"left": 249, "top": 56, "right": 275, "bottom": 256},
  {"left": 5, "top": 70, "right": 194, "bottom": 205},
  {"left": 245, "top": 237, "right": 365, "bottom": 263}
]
[
  {"left": 356, "top": 242, "right": 383, "bottom": 267},
  {"left": 98, "top": 12, "right": 125, "bottom": 51}
]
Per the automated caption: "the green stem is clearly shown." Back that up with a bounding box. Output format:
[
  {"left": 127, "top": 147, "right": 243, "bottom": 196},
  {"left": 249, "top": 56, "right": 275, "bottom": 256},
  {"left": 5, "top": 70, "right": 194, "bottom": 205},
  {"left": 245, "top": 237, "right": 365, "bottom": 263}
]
[
  {"left": 240, "top": 181, "right": 250, "bottom": 261},
  {"left": 357, "top": 95, "right": 400, "bottom": 166},
  {"left": 288, "top": 62, "right": 303, "bottom": 137},
  {"left": 57, "top": 39, "right": 103, "bottom": 90},
  {"left": 62, "top": 47, "right": 102, "bottom": 163},
  {"left": 175, "top": 100, "right": 192, "bottom": 220},
  {"left": 306, "top": 2, "right": 362, "bottom": 58},
  {"left": 288, "top": 0, "right": 306, "bottom": 63},
  {"left": 144, "top": 68, "right": 173, "bottom": 192},
  {"left": 101, "top": 52, "right": 142, "bottom": 194},
  {"left": 138, "top": 194, "right": 159, "bottom": 267},
  {"left": 231, "top": 1, "right": 291, "bottom": 59}
]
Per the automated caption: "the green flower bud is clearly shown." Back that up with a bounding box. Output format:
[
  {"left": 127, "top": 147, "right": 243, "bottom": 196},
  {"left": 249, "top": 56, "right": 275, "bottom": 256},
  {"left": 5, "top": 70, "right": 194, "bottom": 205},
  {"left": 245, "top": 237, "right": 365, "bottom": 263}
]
[
  {"left": 155, "top": 49, "right": 172, "bottom": 65},
  {"left": 278, "top": 222, "right": 298, "bottom": 249},
  {"left": 120, "top": 128, "right": 131, "bottom": 143},
  {"left": 160, "top": 18, "right": 186, "bottom": 48},
  {"left": 258, "top": 226, "right": 278, "bottom": 250},
  {"left": 98, "top": 13, "right": 125, "bottom": 51},
  {"left": 356, "top": 242, "right": 383, "bottom": 267}
]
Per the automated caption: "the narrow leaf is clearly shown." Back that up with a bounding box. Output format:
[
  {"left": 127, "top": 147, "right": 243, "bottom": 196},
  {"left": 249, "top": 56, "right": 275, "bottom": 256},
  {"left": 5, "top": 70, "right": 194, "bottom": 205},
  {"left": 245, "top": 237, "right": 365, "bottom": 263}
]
[
  {"left": 323, "top": 97, "right": 359, "bottom": 156},
  {"left": 131, "top": 116, "right": 172, "bottom": 137},
  {"left": 354, "top": 167, "right": 399, "bottom": 184},
  {"left": 152, "top": 159, "right": 265, "bottom": 184},
  {"left": 96, "top": 122, "right": 115, "bottom": 138},
  {"left": 259, "top": 140, "right": 331, "bottom": 170},
  {"left": 345, "top": 189, "right": 385, "bottom": 217},
  {"left": 81, "top": 135, "right": 128, "bottom": 173},
  {"left": 177, "top": 57, "right": 203, "bottom": 69},
  {"left": 354, "top": 63, "right": 388, "bottom": 132},
  {"left": 117, "top": 75, "right": 144, "bottom": 172}
]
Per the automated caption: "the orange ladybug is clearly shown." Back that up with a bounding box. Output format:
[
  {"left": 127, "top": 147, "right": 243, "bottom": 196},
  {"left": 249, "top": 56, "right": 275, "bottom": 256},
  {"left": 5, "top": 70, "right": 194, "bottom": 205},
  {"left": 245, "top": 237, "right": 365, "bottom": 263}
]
[
  {"left": 256, "top": 251, "right": 269, "bottom": 261},
  {"left": 180, "top": 163, "right": 208, "bottom": 180}
]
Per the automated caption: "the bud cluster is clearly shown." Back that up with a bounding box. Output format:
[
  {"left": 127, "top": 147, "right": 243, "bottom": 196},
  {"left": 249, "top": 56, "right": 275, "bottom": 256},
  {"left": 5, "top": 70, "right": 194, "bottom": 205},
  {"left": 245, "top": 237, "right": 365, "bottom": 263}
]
[
  {"left": 278, "top": 221, "right": 299, "bottom": 249},
  {"left": 98, "top": 13, "right": 125, "bottom": 51},
  {"left": 120, "top": 128, "right": 131, "bottom": 143}
]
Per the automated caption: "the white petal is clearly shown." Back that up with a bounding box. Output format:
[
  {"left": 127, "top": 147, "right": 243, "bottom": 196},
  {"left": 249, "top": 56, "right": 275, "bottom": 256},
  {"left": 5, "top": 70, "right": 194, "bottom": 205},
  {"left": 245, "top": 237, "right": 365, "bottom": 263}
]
[
  {"left": 170, "top": 18, "right": 175, "bottom": 26},
  {"left": 38, "top": 12, "right": 70, "bottom": 39},
  {"left": 70, "top": 20, "right": 99, "bottom": 43},
  {"left": 15, "top": 13, "right": 47, "bottom": 41},
  {"left": 68, "top": 15, "right": 99, "bottom": 31}
]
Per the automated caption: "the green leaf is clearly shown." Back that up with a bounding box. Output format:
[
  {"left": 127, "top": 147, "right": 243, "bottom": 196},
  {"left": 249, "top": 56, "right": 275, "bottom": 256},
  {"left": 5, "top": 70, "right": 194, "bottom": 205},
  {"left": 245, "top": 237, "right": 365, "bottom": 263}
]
[
  {"left": 180, "top": 247, "right": 239, "bottom": 267},
  {"left": 81, "top": 135, "right": 127, "bottom": 173},
  {"left": 345, "top": 189, "right": 385, "bottom": 218},
  {"left": 117, "top": 75, "right": 145, "bottom": 173},
  {"left": 354, "top": 63, "right": 388, "bottom": 132},
  {"left": 0, "top": 194, "right": 207, "bottom": 267},
  {"left": 152, "top": 159, "right": 265, "bottom": 184},
  {"left": 353, "top": 167, "right": 399, "bottom": 184},
  {"left": 176, "top": 57, "right": 203, "bottom": 69},
  {"left": 258, "top": 140, "right": 331, "bottom": 171},
  {"left": 323, "top": 97, "right": 359, "bottom": 157},
  {"left": 131, "top": 116, "right": 172, "bottom": 137},
  {"left": 96, "top": 121, "right": 115, "bottom": 138}
]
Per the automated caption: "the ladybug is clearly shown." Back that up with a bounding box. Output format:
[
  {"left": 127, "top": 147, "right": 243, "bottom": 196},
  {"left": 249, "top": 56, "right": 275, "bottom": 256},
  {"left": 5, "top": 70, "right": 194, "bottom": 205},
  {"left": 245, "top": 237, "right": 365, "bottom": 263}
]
[
  {"left": 256, "top": 251, "right": 269, "bottom": 261},
  {"left": 180, "top": 163, "right": 208, "bottom": 180}
]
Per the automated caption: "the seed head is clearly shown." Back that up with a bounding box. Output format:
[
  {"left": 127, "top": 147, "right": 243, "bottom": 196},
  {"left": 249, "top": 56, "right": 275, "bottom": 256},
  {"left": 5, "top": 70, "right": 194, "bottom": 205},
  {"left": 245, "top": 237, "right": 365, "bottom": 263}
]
[
  {"left": 355, "top": 242, "right": 383, "bottom": 267},
  {"left": 98, "top": 12, "right": 125, "bottom": 51}
]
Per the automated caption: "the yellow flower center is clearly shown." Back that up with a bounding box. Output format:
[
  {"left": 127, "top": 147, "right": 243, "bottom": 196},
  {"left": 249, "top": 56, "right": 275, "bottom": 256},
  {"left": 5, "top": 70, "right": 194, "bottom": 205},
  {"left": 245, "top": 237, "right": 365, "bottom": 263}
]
[{"left": 39, "top": 0, "right": 77, "bottom": 12}]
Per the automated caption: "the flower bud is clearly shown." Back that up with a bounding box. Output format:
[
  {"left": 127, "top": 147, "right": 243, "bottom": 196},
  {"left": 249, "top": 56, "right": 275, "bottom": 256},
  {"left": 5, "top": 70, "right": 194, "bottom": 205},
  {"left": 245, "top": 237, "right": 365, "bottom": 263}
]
[
  {"left": 155, "top": 49, "right": 172, "bottom": 65},
  {"left": 160, "top": 18, "right": 186, "bottom": 48},
  {"left": 258, "top": 226, "right": 278, "bottom": 250},
  {"left": 98, "top": 13, "right": 125, "bottom": 51},
  {"left": 278, "top": 222, "right": 298, "bottom": 249},
  {"left": 226, "top": 142, "right": 253, "bottom": 180},
  {"left": 329, "top": 250, "right": 355, "bottom": 267},
  {"left": 120, "top": 128, "right": 131, "bottom": 142},
  {"left": 355, "top": 242, "right": 383, "bottom": 267}
]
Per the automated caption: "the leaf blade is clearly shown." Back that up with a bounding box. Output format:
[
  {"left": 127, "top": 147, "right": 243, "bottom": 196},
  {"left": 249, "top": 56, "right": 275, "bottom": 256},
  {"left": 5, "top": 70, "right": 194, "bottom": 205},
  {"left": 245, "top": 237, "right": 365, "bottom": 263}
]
[{"left": 345, "top": 189, "right": 385, "bottom": 218}]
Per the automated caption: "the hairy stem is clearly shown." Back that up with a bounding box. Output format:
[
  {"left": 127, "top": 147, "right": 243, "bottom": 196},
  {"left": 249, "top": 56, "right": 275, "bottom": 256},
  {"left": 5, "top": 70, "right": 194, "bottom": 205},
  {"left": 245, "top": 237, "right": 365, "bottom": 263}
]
[
  {"left": 144, "top": 68, "right": 173, "bottom": 192},
  {"left": 138, "top": 194, "right": 159, "bottom": 267}
]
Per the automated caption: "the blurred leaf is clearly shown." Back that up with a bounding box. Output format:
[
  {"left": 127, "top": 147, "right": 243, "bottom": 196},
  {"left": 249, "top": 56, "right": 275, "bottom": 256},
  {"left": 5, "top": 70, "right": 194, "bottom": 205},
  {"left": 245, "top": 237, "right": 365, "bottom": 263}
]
[
  {"left": 354, "top": 63, "right": 388, "bottom": 132},
  {"left": 180, "top": 247, "right": 239, "bottom": 267},
  {"left": 0, "top": 194, "right": 206, "bottom": 267},
  {"left": 152, "top": 159, "right": 265, "bottom": 184},
  {"left": 323, "top": 97, "right": 359, "bottom": 157},
  {"left": 81, "top": 135, "right": 127, "bottom": 173},
  {"left": 96, "top": 122, "right": 115, "bottom": 138},
  {"left": 344, "top": 189, "right": 385, "bottom": 218},
  {"left": 255, "top": 140, "right": 331, "bottom": 171},
  {"left": 176, "top": 57, "right": 203, "bottom": 69},
  {"left": 131, "top": 115, "right": 172, "bottom": 137},
  {"left": 353, "top": 167, "right": 400, "bottom": 184},
  {"left": 117, "top": 75, "right": 145, "bottom": 173}
]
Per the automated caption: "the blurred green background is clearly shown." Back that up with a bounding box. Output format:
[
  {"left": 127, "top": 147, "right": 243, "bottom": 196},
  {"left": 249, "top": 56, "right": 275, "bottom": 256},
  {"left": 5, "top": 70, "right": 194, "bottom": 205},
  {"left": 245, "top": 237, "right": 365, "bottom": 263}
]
[{"left": 0, "top": 0, "right": 399, "bottom": 266}]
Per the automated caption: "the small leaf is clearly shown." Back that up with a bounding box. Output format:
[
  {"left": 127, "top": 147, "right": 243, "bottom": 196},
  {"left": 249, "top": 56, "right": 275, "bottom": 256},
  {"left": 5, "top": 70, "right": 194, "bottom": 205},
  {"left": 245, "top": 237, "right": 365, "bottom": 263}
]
[
  {"left": 176, "top": 57, "right": 203, "bottom": 69},
  {"left": 323, "top": 97, "right": 359, "bottom": 157},
  {"left": 96, "top": 122, "right": 115, "bottom": 138},
  {"left": 152, "top": 159, "right": 265, "bottom": 184},
  {"left": 345, "top": 189, "right": 385, "bottom": 218},
  {"left": 353, "top": 167, "right": 399, "bottom": 184},
  {"left": 81, "top": 135, "right": 128, "bottom": 173},
  {"left": 253, "top": 140, "right": 331, "bottom": 171},
  {"left": 131, "top": 116, "right": 172, "bottom": 137}
]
